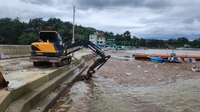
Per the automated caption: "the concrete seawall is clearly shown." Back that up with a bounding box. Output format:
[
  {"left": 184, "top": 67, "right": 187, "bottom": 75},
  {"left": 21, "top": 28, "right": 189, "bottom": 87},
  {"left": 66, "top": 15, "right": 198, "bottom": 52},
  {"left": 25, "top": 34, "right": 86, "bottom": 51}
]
[
  {"left": 0, "top": 45, "right": 30, "bottom": 59},
  {"left": 0, "top": 52, "right": 94, "bottom": 112}
]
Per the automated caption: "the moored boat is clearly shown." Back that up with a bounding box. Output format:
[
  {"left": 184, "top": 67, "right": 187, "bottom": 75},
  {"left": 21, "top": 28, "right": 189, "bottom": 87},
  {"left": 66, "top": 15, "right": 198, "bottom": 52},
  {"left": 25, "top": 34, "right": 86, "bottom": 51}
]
[
  {"left": 149, "top": 56, "right": 163, "bottom": 62},
  {"left": 184, "top": 58, "right": 196, "bottom": 63},
  {"left": 168, "top": 53, "right": 182, "bottom": 63}
]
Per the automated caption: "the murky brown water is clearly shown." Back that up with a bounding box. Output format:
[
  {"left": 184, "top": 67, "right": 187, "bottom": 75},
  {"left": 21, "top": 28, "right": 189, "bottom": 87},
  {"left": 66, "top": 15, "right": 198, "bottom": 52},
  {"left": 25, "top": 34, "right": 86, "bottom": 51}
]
[
  {"left": 50, "top": 50, "right": 200, "bottom": 112},
  {"left": 59, "top": 77, "right": 200, "bottom": 112},
  {"left": 90, "top": 77, "right": 200, "bottom": 112}
]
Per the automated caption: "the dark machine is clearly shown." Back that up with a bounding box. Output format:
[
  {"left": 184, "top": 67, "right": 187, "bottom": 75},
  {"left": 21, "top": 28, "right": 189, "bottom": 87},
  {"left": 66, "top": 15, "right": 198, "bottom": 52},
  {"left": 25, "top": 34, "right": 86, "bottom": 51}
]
[
  {"left": 30, "top": 31, "right": 110, "bottom": 77},
  {"left": 65, "top": 39, "right": 111, "bottom": 75}
]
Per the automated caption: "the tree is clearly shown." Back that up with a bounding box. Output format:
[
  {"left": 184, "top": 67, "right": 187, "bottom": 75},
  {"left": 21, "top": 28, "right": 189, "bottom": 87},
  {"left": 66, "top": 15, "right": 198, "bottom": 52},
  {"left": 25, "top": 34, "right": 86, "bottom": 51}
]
[
  {"left": 177, "top": 37, "right": 189, "bottom": 47},
  {"left": 139, "top": 38, "right": 145, "bottom": 47},
  {"left": 190, "top": 38, "right": 200, "bottom": 48},
  {"left": 18, "top": 32, "right": 38, "bottom": 45},
  {"left": 104, "top": 31, "right": 114, "bottom": 38},
  {"left": 27, "top": 18, "right": 46, "bottom": 31},
  {"left": 0, "top": 36, "right": 7, "bottom": 44},
  {"left": 167, "top": 38, "right": 177, "bottom": 48},
  {"left": 131, "top": 36, "right": 139, "bottom": 47},
  {"left": 123, "top": 31, "right": 131, "bottom": 41},
  {"left": 0, "top": 18, "right": 19, "bottom": 44}
]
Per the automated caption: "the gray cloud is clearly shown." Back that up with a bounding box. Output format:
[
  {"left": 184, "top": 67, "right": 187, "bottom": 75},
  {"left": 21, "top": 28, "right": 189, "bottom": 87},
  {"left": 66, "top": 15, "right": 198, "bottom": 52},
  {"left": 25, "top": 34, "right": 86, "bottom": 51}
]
[
  {"left": 1, "top": 0, "right": 200, "bottom": 40},
  {"left": 20, "top": 0, "right": 54, "bottom": 6},
  {"left": 73, "top": 0, "right": 144, "bottom": 9},
  {"left": 144, "top": 0, "right": 171, "bottom": 9},
  {"left": 72, "top": 0, "right": 172, "bottom": 10}
]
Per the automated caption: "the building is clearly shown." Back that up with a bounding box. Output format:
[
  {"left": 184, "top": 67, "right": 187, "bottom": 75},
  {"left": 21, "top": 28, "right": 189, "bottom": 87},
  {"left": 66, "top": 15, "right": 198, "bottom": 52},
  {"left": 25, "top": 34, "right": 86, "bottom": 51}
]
[
  {"left": 106, "top": 37, "right": 116, "bottom": 47},
  {"left": 89, "top": 32, "right": 106, "bottom": 47}
]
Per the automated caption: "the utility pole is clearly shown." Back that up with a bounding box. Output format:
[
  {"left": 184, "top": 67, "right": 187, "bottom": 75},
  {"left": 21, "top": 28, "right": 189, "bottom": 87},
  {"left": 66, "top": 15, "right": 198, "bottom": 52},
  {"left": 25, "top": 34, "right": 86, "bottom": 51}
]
[
  {"left": 72, "top": 4, "right": 76, "bottom": 44},
  {"left": 71, "top": 5, "right": 76, "bottom": 58}
]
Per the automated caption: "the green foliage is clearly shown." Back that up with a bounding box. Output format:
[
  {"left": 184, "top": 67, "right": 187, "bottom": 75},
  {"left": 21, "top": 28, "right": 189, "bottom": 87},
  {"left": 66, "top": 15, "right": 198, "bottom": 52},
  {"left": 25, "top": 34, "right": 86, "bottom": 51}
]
[
  {"left": 0, "top": 17, "right": 26, "bottom": 44},
  {"left": 104, "top": 31, "right": 114, "bottom": 38},
  {"left": 123, "top": 30, "right": 131, "bottom": 41},
  {"left": 190, "top": 38, "right": 200, "bottom": 48},
  {"left": 0, "top": 17, "right": 199, "bottom": 49},
  {"left": 0, "top": 36, "right": 7, "bottom": 44},
  {"left": 18, "top": 32, "right": 38, "bottom": 45}
]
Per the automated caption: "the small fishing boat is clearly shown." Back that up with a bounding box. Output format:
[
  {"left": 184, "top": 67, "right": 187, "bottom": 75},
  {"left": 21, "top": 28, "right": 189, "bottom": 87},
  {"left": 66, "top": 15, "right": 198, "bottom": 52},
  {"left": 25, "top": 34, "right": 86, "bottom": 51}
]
[
  {"left": 149, "top": 56, "right": 163, "bottom": 62},
  {"left": 184, "top": 58, "right": 196, "bottom": 63},
  {"left": 168, "top": 53, "right": 181, "bottom": 63},
  {"left": 191, "top": 66, "right": 200, "bottom": 72}
]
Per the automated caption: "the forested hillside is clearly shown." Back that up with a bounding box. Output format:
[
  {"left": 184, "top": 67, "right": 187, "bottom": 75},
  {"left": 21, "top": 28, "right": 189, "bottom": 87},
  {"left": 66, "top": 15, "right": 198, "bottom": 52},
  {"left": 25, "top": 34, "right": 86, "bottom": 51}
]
[
  {"left": 0, "top": 17, "right": 98, "bottom": 45},
  {"left": 0, "top": 17, "right": 200, "bottom": 48}
]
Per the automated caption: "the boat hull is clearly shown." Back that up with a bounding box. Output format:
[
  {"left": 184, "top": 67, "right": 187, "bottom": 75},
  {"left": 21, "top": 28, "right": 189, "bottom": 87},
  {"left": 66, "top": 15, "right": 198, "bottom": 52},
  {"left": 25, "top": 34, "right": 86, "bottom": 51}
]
[{"left": 149, "top": 56, "right": 163, "bottom": 62}]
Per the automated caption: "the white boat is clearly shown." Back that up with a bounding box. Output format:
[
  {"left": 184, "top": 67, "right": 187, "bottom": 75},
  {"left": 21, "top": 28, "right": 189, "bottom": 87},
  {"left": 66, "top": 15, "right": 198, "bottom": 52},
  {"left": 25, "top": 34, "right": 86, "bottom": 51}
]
[{"left": 184, "top": 58, "right": 196, "bottom": 63}]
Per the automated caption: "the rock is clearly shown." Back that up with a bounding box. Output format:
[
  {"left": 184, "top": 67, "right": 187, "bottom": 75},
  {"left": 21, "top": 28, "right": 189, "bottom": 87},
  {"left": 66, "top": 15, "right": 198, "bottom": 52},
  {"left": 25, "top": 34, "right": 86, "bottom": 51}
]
[
  {"left": 0, "top": 53, "right": 10, "bottom": 59},
  {"left": 126, "top": 73, "right": 132, "bottom": 76}
]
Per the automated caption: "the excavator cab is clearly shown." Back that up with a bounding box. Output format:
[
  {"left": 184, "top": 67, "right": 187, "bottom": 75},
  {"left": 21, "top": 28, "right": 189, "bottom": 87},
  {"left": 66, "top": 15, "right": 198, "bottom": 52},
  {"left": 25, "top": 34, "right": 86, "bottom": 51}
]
[{"left": 31, "top": 31, "right": 66, "bottom": 57}]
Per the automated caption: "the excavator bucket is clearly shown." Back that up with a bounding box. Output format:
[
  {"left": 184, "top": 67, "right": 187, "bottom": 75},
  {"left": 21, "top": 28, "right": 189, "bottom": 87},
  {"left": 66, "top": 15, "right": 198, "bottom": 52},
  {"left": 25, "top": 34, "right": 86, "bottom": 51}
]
[
  {"left": 86, "top": 55, "right": 111, "bottom": 79},
  {"left": 0, "top": 72, "right": 9, "bottom": 89}
]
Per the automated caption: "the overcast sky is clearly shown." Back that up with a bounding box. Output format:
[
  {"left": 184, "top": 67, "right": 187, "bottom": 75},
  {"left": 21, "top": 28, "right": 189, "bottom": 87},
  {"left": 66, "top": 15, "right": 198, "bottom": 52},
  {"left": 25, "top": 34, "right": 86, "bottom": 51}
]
[{"left": 1, "top": 0, "right": 200, "bottom": 40}]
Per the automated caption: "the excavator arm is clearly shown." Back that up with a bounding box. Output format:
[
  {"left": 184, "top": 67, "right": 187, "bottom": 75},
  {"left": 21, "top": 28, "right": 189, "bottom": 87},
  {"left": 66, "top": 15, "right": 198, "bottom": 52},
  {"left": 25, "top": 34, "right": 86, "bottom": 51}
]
[{"left": 65, "top": 40, "right": 111, "bottom": 77}]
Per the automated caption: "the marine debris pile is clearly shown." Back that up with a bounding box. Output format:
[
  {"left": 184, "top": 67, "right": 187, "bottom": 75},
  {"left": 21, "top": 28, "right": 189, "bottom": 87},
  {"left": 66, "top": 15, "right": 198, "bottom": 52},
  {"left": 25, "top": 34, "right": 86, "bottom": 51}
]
[
  {"left": 133, "top": 51, "right": 200, "bottom": 72},
  {"left": 134, "top": 52, "right": 197, "bottom": 63}
]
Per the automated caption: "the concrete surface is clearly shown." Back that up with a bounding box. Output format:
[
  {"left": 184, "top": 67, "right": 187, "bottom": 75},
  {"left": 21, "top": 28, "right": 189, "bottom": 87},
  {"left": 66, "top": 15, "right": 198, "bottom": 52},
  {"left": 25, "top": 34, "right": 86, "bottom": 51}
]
[
  {"left": 0, "top": 49, "right": 94, "bottom": 112},
  {"left": 0, "top": 45, "right": 30, "bottom": 59}
]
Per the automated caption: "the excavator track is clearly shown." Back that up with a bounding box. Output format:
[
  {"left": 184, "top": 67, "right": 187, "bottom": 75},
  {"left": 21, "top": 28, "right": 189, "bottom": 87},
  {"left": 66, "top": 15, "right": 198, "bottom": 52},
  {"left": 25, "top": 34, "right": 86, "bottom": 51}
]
[
  {"left": 30, "top": 55, "right": 72, "bottom": 67},
  {"left": 55, "top": 58, "right": 72, "bottom": 67}
]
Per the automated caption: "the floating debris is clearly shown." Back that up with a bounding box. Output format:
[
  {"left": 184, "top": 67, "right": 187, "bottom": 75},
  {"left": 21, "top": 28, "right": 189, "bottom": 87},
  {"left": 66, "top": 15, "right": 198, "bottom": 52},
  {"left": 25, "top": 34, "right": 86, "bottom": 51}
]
[
  {"left": 126, "top": 73, "right": 132, "bottom": 76},
  {"left": 191, "top": 66, "right": 200, "bottom": 72}
]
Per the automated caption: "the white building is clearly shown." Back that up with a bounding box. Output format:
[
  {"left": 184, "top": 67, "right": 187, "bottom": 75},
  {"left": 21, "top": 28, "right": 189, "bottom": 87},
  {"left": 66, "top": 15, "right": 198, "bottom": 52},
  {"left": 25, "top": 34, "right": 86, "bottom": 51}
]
[
  {"left": 89, "top": 34, "right": 97, "bottom": 44},
  {"left": 89, "top": 32, "right": 106, "bottom": 47}
]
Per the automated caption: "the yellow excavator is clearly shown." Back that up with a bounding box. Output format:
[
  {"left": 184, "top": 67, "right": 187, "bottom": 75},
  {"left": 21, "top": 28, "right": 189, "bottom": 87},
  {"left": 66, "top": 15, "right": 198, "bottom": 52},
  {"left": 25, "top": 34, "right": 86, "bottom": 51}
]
[
  {"left": 0, "top": 30, "right": 110, "bottom": 88},
  {"left": 30, "top": 30, "right": 110, "bottom": 77}
]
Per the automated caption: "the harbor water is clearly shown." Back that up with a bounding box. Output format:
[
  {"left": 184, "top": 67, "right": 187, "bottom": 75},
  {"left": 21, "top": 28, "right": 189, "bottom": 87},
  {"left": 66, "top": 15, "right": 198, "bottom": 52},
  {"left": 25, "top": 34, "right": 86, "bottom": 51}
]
[
  {"left": 51, "top": 49, "right": 200, "bottom": 112},
  {"left": 89, "top": 77, "right": 200, "bottom": 112}
]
